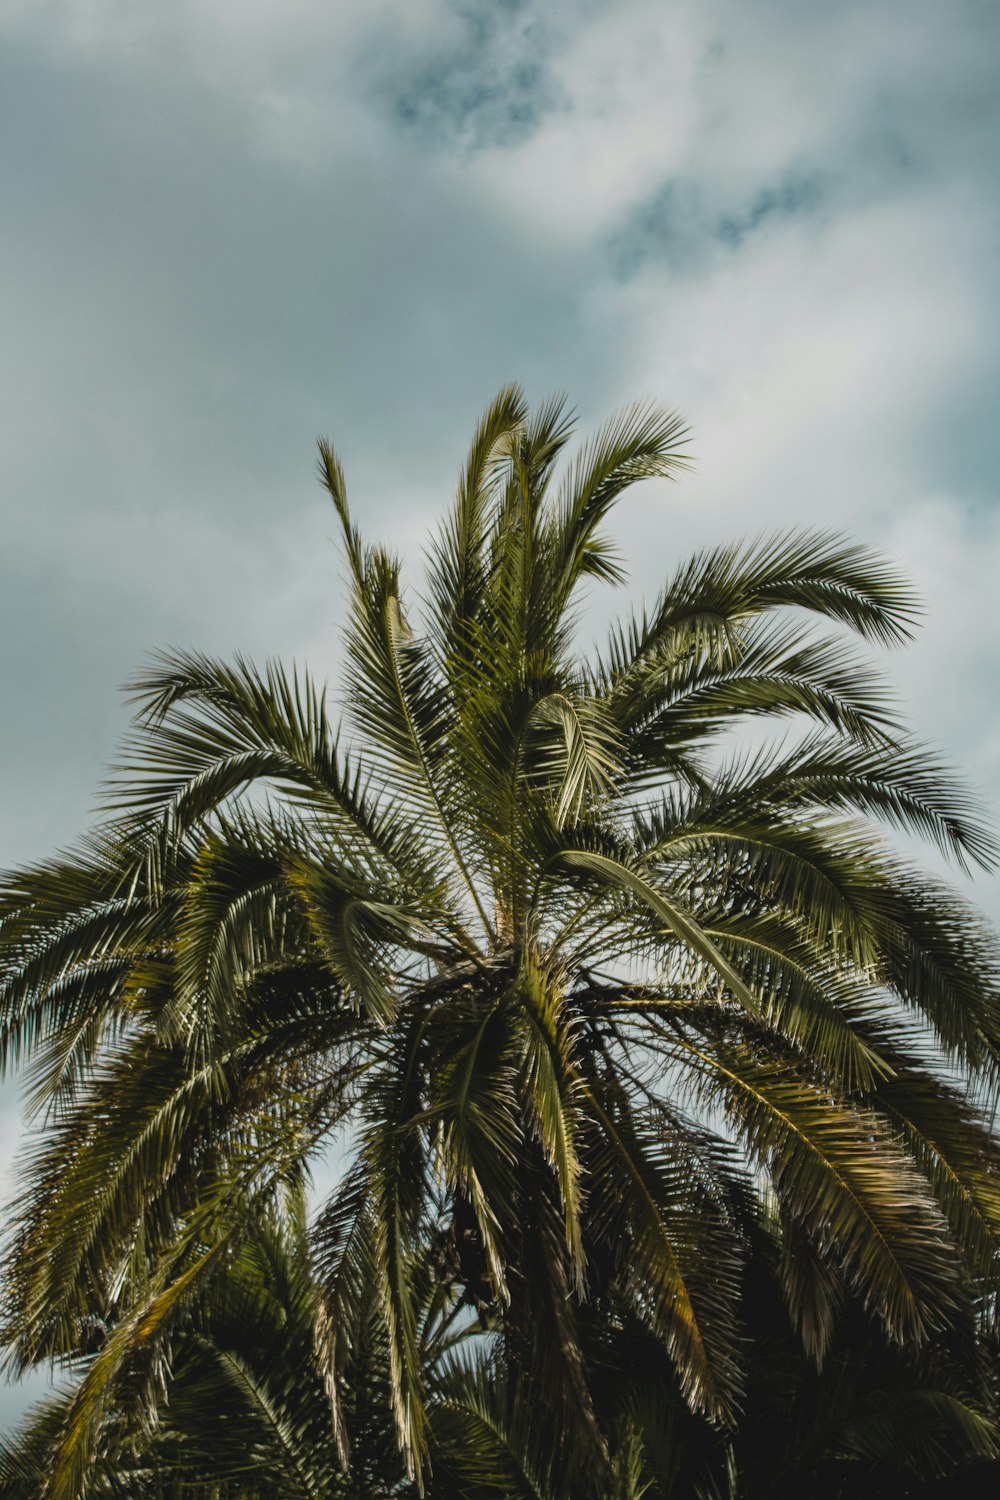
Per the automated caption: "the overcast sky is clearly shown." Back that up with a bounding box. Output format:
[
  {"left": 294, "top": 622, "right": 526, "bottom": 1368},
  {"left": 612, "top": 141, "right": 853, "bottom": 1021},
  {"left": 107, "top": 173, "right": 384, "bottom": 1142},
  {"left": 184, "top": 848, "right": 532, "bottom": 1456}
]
[{"left": 2, "top": 0, "right": 998, "bottom": 1426}]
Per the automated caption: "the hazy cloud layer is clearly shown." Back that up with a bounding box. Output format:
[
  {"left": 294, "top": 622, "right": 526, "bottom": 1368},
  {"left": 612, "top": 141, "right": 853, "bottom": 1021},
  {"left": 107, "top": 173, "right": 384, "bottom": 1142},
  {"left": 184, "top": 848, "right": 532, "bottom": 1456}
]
[{"left": 2, "top": 0, "right": 998, "bottom": 1423}]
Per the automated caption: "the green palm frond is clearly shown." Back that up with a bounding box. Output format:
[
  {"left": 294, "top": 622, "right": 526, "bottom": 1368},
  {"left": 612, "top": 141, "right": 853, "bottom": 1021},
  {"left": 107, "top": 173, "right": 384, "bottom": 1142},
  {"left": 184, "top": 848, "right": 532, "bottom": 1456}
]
[
  {"left": 431, "top": 1357, "right": 569, "bottom": 1500},
  {"left": 832, "top": 1387, "right": 998, "bottom": 1479},
  {"left": 583, "top": 1084, "right": 744, "bottom": 1422},
  {"left": 523, "top": 692, "right": 622, "bottom": 826},
  {"left": 544, "top": 401, "right": 691, "bottom": 606},
  {"left": 675, "top": 1031, "right": 960, "bottom": 1342},
  {"left": 427, "top": 382, "right": 529, "bottom": 654}
]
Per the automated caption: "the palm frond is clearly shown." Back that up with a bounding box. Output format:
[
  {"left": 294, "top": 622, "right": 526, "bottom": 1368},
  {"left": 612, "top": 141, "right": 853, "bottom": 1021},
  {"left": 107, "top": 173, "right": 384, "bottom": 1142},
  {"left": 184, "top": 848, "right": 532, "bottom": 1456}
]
[
  {"left": 675, "top": 1032, "right": 961, "bottom": 1343},
  {"left": 545, "top": 401, "right": 691, "bottom": 608}
]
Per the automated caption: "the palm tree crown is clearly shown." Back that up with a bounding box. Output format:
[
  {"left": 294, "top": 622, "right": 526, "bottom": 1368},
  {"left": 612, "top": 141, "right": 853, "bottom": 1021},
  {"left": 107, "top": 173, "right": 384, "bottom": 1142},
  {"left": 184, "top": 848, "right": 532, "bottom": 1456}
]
[{"left": 2, "top": 386, "right": 999, "bottom": 1497}]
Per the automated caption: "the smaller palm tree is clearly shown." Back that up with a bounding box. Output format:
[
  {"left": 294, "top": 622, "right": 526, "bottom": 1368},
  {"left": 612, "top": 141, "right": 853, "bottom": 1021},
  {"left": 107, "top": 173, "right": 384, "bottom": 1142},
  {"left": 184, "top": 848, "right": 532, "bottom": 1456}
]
[{"left": 2, "top": 1198, "right": 996, "bottom": 1498}]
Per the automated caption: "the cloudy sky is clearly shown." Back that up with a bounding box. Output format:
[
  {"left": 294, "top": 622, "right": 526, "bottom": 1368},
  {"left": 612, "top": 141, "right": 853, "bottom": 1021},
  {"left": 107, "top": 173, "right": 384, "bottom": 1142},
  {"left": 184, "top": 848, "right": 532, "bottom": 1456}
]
[{"left": 1, "top": 0, "right": 998, "bottom": 1423}]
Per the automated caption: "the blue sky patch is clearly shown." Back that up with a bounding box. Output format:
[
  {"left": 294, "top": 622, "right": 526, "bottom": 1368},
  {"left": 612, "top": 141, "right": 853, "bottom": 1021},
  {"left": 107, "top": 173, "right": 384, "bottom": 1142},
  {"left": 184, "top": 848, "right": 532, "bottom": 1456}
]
[{"left": 383, "top": 0, "right": 564, "bottom": 150}]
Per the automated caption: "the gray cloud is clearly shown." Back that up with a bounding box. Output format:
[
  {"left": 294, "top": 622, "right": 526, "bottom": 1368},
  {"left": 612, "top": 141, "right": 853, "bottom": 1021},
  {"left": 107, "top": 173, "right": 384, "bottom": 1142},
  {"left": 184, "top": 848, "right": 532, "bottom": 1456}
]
[
  {"left": 607, "top": 168, "right": 832, "bottom": 278},
  {"left": 713, "top": 173, "right": 829, "bottom": 250},
  {"left": 382, "top": 0, "right": 567, "bottom": 151}
]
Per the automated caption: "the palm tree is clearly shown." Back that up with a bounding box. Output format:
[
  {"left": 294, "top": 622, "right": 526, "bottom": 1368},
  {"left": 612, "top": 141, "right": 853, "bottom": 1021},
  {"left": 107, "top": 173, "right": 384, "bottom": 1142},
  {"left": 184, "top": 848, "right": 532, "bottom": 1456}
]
[
  {"left": 0, "top": 1194, "right": 354, "bottom": 1498},
  {"left": 2, "top": 386, "right": 999, "bottom": 1496},
  {"left": 4, "top": 1188, "right": 996, "bottom": 1499},
  {"left": 2, "top": 1192, "right": 995, "bottom": 1498}
]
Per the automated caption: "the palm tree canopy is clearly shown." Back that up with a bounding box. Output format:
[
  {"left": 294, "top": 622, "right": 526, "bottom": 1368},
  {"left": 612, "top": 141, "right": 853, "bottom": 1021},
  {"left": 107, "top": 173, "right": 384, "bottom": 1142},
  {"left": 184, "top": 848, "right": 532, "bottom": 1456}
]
[{"left": 2, "top": 385, "right": 1000, "bottom": 1496}]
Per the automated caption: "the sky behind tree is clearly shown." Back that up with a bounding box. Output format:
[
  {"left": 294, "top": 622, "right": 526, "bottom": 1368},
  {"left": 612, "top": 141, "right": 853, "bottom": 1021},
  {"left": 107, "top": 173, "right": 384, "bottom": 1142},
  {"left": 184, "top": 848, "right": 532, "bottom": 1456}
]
[{"left": 2, "top": 0, "right": 998, "bottom": 1424}]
